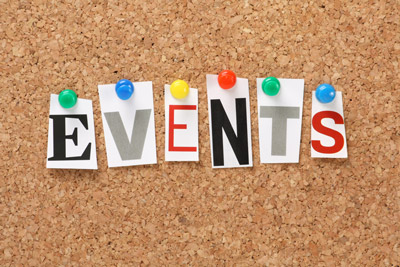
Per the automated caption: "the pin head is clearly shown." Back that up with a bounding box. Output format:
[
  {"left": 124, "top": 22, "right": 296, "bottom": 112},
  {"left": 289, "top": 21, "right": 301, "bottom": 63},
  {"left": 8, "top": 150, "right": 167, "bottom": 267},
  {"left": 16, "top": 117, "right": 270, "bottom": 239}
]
[
  {"left": 262, "top": 77, "right": 280, "bottom": 96},
  {"left": 218, "top": 70, "right": 236, "bottom": 89},
  {"left": 58, "top": 89, "right": 77, "bottom": 109},
  {"left": 116, "top": 79, "right": 134, "bottom": 100},
  {"left": 316, "top": 83, "right": 336, "bottom": 103},
  {"left": 170, "top": 79, "right": 189, "bottom": 99}
]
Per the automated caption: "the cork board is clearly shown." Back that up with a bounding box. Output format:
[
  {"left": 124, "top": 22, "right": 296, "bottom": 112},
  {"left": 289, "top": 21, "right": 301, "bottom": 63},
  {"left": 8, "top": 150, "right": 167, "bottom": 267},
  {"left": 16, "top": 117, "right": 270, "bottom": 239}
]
[{"left": 1, "top": 0, "right": 399, "bottom": 265}]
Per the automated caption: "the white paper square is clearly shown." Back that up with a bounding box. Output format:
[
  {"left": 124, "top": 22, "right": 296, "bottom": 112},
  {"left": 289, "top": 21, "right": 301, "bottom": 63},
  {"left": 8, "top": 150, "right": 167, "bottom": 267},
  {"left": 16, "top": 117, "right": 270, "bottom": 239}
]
[
  {"left": 257, "top": 78, "right": 304, "bottom": 163},
  {"left": 98, "top": 82, "right": 157, "bottom": 167},
  {"left": 206, "top": 74, "right": 253, "bottom": 168},
  {"left": 311, "top": 91, "right": 348, "bottom": 158},
  {"left": 164, "top": 85, "right": 198, "bottom": 161},
  {"left": 46, "top": 94, "right": 98, "bottom": 169}
]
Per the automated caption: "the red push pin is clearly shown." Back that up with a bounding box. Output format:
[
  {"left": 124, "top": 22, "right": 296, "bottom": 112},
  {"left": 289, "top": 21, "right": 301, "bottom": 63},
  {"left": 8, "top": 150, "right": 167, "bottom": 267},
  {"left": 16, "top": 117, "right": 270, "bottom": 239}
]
[{"left": 218, "top": 70, "right": 236, "bottom": 90}]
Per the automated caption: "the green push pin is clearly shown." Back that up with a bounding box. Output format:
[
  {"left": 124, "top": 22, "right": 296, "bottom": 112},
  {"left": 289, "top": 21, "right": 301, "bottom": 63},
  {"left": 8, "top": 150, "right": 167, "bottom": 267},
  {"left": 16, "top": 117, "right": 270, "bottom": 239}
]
[
  {"left": 262, "top": 77, "right": 280, "bottom": 96},
  {"left": 58, "top": 89, "right": 77, "bottom": 109}
]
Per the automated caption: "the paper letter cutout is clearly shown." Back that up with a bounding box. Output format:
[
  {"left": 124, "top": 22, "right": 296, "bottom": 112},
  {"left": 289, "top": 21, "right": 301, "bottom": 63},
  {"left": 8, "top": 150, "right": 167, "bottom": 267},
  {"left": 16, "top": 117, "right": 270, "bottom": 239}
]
[
  {"left": 47, "top": 94, "right": 97, "bottom": 169},
  {"left": 104, "top": 110, "right": 151, "bottom": 160},
  {"left": 207, "top": 74, "right": 253, "bottom": 168},
  {"left": 168, "top": 105, "right": 197, "bottom": 152},
  {"left": 257, "top": 78, "right": 304, "bottom": 163},
  {"left": 211, "top": 99, "right": 249, "bottom": 165},
  {"left": 48, "top": 115, "right": 91, "bottom": 161},
  {"left": 311, "top": 91, "right": 348, "bottom": 158},
  {"left": 164, "top": 85, "right": 198, "bottom": 161},
  {"left": 98, "top": 82, "right": 157, "bottom": 167},
  {"left": 260, "top": 106, "right": 300, "bottom": 155},
  {"left": 312, "top": 111, "right": 344, "bottom": 154}
]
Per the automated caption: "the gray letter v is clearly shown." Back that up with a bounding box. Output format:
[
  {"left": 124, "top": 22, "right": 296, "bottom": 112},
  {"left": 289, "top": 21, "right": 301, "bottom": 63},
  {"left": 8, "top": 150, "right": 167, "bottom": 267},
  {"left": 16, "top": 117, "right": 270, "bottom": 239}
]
[{"left": 104, "top": 110, "right": 151, "bottom": 161}]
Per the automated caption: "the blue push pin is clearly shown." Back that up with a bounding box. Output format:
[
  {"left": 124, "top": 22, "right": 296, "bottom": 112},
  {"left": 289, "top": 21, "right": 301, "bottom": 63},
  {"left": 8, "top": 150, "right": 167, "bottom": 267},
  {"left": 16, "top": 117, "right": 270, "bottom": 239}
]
[
  {"left": 316, "top": 83, "right": 336, "bottom": 103},
  {"left": 115, "top": 79, "right": 134, "bottom": 100}
]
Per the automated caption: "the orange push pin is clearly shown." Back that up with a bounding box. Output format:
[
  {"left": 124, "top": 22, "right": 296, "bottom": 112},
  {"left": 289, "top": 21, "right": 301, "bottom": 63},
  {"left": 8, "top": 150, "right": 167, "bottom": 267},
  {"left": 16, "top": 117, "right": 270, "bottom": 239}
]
[{"left": 218, "top": 70, "right": 236, "bottom": 90}]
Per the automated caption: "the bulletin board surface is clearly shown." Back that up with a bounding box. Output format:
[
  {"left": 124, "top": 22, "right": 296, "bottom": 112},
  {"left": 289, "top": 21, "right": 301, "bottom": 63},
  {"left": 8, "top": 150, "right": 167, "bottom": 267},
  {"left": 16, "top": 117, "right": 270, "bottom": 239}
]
[{"left": 1, "top": 1, "right": 399, "bottom": 266}]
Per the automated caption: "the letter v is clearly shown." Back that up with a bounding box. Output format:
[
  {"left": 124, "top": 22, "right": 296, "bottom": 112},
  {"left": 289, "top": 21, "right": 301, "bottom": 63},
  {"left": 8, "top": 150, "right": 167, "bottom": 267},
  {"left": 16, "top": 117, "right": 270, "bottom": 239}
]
[{"left": 104, "top": 110, "right": 151, "bottom": 160}]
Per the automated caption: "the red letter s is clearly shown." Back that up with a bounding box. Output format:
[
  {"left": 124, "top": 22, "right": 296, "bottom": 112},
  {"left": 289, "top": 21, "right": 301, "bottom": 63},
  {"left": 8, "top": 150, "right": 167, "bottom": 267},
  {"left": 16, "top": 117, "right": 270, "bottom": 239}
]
[{"left": 312, "top": 111, "right": 344, "bottom": 154}]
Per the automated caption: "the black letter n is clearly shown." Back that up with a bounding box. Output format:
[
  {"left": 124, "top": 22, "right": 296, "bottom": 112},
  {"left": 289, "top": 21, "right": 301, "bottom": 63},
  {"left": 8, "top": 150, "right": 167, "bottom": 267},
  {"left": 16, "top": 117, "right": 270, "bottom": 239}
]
[{"left": 210, "top": 98, "right": 249, "bottom": 166}]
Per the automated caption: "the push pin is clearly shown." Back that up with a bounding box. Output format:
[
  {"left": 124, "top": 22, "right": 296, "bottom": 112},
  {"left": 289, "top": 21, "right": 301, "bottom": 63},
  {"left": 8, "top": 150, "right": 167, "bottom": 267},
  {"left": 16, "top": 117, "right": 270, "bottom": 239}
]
[
  {"left": 170, "top": 79, "right": 189, "bottom": 99},
  {"left": 58, "top": 89, "right": 77, "bottom": 109},
  {"left": 262, "top": 77, "right": 280, "bottom": 96},
  {"left": 116, "top": 79, "right": 134, "bottom": 100},
  {"left": 218, "top": 70, "right": 236, "bottom": 90},
  {"left": 316, "top": 83, "right": 336, "bottom": 103}
]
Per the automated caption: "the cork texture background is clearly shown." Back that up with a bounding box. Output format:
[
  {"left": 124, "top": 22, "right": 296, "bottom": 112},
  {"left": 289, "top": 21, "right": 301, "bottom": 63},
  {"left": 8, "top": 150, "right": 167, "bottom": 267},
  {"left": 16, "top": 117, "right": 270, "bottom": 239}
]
[{"left": 1, "top": 0, "right": 399, "bottom": 266}]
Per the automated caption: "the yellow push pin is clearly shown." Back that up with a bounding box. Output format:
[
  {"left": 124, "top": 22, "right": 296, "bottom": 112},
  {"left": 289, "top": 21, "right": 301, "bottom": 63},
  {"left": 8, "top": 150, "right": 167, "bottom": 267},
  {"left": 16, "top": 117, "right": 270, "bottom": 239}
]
[{"left": 170, "top": 79, "right": 189, "bottom": 99}]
